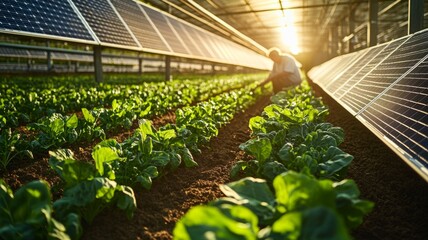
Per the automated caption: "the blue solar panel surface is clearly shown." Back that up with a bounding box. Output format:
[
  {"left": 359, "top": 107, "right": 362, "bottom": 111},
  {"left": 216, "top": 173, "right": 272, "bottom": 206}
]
[
  {"left": 0, "top": 0, "right": 93, "bottom": 40},
  {"left": 339, "top": 36, "right": 410, "bottom": 114},
  {"left": 110, "top": 0, "right": 170, "bottom": 52},
  {"left": 72, "top": 0, "right": 137, "bottom": 47}
]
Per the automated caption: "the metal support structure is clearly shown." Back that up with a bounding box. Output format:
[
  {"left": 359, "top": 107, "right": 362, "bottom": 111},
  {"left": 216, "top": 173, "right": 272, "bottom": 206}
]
[
  {"left": 138, "top": 57, "right": 143, "bottom": 75},
  {"left": 348, "top": 6, "right": 355, "bottom": 52},
  {"left": 329, "top": 25, "right": 338, "bottom": 57},
  {"left": 165, "top": 55, "right": 171, "bottom": 81},
  {"left": 211, "top": 64, "right": 216, "bottom": 75},
  {"left": 368, "top": 0, "right": 378, "bottom": 47},
  {"left": 408, "top": 0, "right": 424, "bottom": 34},
  {"left": 46, "top": 41, "right": 52, "bottom": 72},
  {"left": 93, "top": 45, "right": 103, "bottom": 82}
]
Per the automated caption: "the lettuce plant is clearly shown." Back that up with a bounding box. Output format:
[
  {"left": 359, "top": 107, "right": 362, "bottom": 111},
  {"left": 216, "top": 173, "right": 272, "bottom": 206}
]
[
  {"left": 174, "top": 172, "right": 374, "bottom": 239},
  {"left": 0, "top": 180, "right": 81, "bottom": 240}
]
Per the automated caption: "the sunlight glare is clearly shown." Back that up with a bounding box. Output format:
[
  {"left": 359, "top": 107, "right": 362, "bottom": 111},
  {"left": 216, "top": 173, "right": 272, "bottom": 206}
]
[{"left": 280, "top": 11, "right": 301, "bottom": 55}]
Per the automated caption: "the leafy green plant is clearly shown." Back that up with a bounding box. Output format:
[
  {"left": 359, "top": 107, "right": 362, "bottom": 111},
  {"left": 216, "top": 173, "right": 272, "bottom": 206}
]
[
  {"left": 174, "top": 172, "right": 373, "bottom": 239},
  {"left": 49, "top": 149, "right": 136, "bottom": 224},
  {"left": 0, "top": 179, "right": 81, "bottom": 240},
  {"left": 0, "top": 129, "right": 33, "bottom": 170}
]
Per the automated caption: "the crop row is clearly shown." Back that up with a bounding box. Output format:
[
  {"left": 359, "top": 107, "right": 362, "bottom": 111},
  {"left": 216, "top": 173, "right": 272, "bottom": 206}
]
[
  {"left": 0, "top": 83, "right": 267, "bottom": 239},
  {"left": 0, "top": 74, "right": 264, "bottom": 128},
  {"left": 173, "top": 82, "right": 374, "bottom": 239},
  {"left": 1, "top": 74, "right": 263, "bottom": 170}
]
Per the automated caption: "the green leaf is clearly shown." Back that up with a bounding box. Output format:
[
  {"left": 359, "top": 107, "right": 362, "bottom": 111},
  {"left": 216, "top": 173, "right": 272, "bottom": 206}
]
[
  {"left": 249, "top": 116, "right": 266, "bottom": 134},
  {"left": 66, "top": 114, "right": 79, "bottom": 129},
  {"left": 239, "top": 138, "right": 272, "bottom": 163},
  {"left": 82, "top": 108, "right": 95, "bottom": 123},
  {"left": 92, "top": 147, "right": 121, "bottom": 176},
  {"left": 11, "top": 181, "right": 52, "bottom": 224},
  {"left": 333, "top": 180, "right": 374, "bottom": 229},
  {"left": 116, "top": 185, "right": 137, "bottom": 219},
  {"left": 112, "top": 99, "right": 119, "bottom": 111},
  {"left": 157, "top": 129, "right": 176, "bottom": 140},
  {"left": 138, "top": 119, "right": 154, "bottom": 139},
  {"left": 273, "top": 172, "right": 336, "bottom": 213},
  {"left": 319, "top": 147, "right": 353, "bottom": 179},
  {"left": 50, "top": 118, "right": 65, "bottom": 135},
  {"left": 181, "top": 148, "right": 198, "bottom": 167},
  {"left": 219, "top": 178, "right": 276, "bottom": 225},
  {"left": 151, "top": 151, "right": 170, "bottom": 167},
  {"left": 261, "top": 161, "right": 288, "bottom": 182},
  {"left": 173, "top": 205, "right": 258, "bottom": 240},
  {"left": 260, "top": 206, "right": 351, "bottom": 240}
]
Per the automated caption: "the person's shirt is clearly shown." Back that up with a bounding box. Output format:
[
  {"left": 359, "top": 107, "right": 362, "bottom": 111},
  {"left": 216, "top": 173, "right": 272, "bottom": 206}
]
[{"left": 268, "top": 54, "right": 301, "bottom": 84}]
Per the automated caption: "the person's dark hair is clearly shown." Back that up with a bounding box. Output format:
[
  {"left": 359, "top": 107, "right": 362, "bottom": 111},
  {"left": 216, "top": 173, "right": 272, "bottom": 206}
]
[{"left": 267, "top": 47, "right": 281, "bottom": 58}]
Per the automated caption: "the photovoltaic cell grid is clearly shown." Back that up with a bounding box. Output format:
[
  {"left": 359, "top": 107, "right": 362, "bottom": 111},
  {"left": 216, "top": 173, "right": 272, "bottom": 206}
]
[
  {"left": 0, "top": 0, "right": 93, "bottom": 41},
  {"left": 183, "top": 27, "right": 215, "bottom": 58},
  {"left": 175, "top": 23, "right": 205, "bottom": 57},
  {"left": 317, "top": 52, "right": 362, "bottom": 89},
  {"left": 72, "top": 0, "right": 137, "bottom": 47},
  {"left": 309, "top": 30, "right": 428, "bottom": 180},
  {"left": 309, "top": 57, "right": 344, "bottom": 86},
  {"left": 334, "top": 38, "right": 408, "bottom": 104},
  {"left": 142, "top": 6, "right": 189, "bottom": 55},
  {"left": 359, "top": 59, "right": 428, "bottom": 171},
  {"left": 329, "top": 46, "right": 383, "bottom": 97},
  {"left": 339, "top": 36, "right": 411, "bottom": 114},
  {"left": 359, "top": 36, "right": 428, "bottom": 172},
  {"left": 110, "top": 0, "right": 169, "bottom": 52}
]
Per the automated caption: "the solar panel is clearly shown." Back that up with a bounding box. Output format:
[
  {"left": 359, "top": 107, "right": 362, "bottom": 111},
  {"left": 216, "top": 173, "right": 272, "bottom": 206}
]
[
  {"left": 339, "top": 36, "right": 411, "bottom": 114},
  {"left": 334, "top": 37, "right": 408, "bottom": 104},
  {"left": 177, "top": 23, "right": 206, "bottom": 57},
  {"left": 183, "top": 27, "right": 215, "bottom": 58},
  {"left": 328, "top": 46, "right": 384, "bottom": 97},
  {"left": 142, "top": 5, "right": 189, "bottom": 55},
  {"left": 0, "top": 0, "right": 93, "bottom": 41},
  {"left": 72, "top": 0, "right": 138, "bottom": 47},
  {"left": 110, "top": 0, "right": 170, "bottom": 52},
  {"left": 358, "top": 53, "right": 428, "bottom": 176}
]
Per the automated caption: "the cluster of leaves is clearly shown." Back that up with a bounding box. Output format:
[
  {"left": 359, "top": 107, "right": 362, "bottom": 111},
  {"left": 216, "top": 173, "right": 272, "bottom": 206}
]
[
  {"left": 49, "top": 149, "right": 136, "bottom": 224},
  {"left": 232, "top": 83, "right": 352, "bottom": 181},
  {"left": 174, "top": 172, "right": 374, "bottom": 239},
  {"left": 173, "top": 82, "right": 374, "bottom": 239},
  {"left": 0, "top": 179, "right": 81, "bottom": 239}
]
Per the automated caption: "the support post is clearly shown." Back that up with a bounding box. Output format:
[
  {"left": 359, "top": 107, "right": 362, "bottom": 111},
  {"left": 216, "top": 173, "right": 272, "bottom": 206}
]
[
  {"left": 408, "top": 0, "right": 424, "bottom": 34},
  {"left": 348, "top": 6, "right": 355, "bottom": 52},
  {"left": 368, "top": 0, "right": 378, "bottom": 47},
  {"left": 138, "top": 57, "right": 143, "bottom": 75},
  {"left": 165, "top": 55, "right": 171, "bottom": 81},
  {"left": 46, "top": 41, "right": 52, "bottom": 72},
  {"left": 331, "top": 25, "right": 338, "bottom": 57},
  {"left": 93, "top": 46, "right": 103, "bottom": 82},
  {"left": 211, "top": 64, "right": 216, "bottom": 75}
]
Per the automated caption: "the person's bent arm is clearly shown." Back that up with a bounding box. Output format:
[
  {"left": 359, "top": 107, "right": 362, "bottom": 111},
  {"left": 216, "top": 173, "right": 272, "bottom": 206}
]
[{"left": 259, "top": 71, "right": 291, "bottom": 86}]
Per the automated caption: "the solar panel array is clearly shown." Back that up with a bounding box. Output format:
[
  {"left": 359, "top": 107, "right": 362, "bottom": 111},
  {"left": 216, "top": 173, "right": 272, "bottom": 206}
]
[
  {"left": 308, "top": 29, "right": 428, "bottom": 181},
  {"left": 0, "top": 0, "right": 271, "bottom": 70}
]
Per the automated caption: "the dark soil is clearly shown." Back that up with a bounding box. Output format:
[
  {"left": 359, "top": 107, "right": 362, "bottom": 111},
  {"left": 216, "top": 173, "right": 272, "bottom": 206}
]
[{"left": 81, "top": 95, "right": 272, "bottom": 240}]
